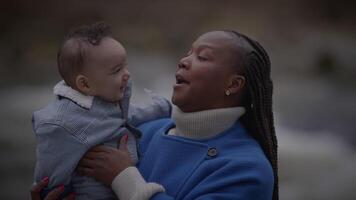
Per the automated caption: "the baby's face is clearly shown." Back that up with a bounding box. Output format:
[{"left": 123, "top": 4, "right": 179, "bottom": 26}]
[{"left": 84, "top": 37, "right": 130, "bottom": 102}]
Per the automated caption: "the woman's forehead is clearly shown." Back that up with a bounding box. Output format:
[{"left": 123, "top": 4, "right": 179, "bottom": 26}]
[{"left": 193, "top": 31, "right": 238, "bottom": 50}]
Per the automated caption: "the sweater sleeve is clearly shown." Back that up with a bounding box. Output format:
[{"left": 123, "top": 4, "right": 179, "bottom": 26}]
[
  {"left": 128, "top": 91, "right": 172, "bottom": 126},
  {"left": 179, "top": 158, "right": 274, "bottom": 200},
  {"left": 192, "top": 159, "right": 274, "bottom": 200},
  {"left": 111, "top": 159, "right": 273, "bottom": 200},
  {"left": 143, "top": 159, "right": 273, "bottom": 200},
  {"left": 111, "top": 167, "right": 165, "bottom": 200}
]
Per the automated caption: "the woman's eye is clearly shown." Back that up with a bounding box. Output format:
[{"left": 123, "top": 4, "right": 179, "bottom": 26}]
[
  {"left": 186, "top": 50, "right": 193, "bottom": 56},
  {"left": 197, "top": 55, "right": 208, "bottom": 61}
]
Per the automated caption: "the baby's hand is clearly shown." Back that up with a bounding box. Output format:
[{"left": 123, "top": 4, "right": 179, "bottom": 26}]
[{"left": 30, "top": 177, "right": 76, "bottom": 200}]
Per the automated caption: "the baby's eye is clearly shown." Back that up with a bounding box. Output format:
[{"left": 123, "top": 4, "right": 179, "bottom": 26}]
[{"left": 113, "top": 67, "right": 122, "bottom": 74}]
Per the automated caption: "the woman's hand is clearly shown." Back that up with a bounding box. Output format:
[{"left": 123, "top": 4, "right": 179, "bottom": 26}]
[
  {"left": 78, "top": 134, "right": 133, "bottom": 186},
  {"left": 31, "top": 177, "right": 75, "bottom": 200}
]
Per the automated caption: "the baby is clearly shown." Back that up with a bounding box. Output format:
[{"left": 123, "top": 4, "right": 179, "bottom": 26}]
[{"left": 31, "top": 22, "right": 171, "bottom": 200}]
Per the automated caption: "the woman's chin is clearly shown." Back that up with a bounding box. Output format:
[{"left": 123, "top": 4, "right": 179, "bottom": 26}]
[
  {"left": 171, "top": 95, "right": 179, "bottom": 106},
  {"left": 171, "top": 93, "right": 184, "bottom": 107},
  {"left": 172, "top": 83, "right": 191, "bottom": 105}
]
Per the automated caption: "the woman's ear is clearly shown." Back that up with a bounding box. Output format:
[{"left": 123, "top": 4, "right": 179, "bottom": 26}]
[
  {"left": 75, "top": 75, "right": 92, "bottom": 95},
  {"left": 226, "top": 74, "right": 245, "bottom": 95}
]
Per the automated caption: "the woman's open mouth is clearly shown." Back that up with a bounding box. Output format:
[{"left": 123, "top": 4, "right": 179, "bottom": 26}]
[{"left": 175, "top": 74, "right": 190, "bottom": 85}]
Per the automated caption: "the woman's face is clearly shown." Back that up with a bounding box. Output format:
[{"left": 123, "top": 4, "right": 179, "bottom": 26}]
[{"left": 172, "top": 31, "right": 239, "bottom": 112}]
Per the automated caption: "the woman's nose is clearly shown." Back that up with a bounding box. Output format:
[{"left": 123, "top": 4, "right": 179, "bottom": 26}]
[{"left": 178, "top": 56, "right": 191, "bottom": 70}]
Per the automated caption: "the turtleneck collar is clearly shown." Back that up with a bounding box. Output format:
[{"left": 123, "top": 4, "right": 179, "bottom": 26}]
[{"left": 168, "top": 106, "right": 245, "bottom": 139}]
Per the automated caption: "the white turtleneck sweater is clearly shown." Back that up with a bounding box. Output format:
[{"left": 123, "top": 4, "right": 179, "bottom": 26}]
[{"left": 111, "top": 106, "right": 246, "bottom": 200}]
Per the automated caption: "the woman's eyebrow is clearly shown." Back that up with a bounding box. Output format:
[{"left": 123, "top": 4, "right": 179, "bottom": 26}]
[
  {"left": 188, "top": 46, "right": 212, "bottom": 56},
  {"left": 192, "top": 42, "right": 214, "bottom": 50},
  {"left": 196, "top": 45, "right": 216, "bottom": 55}
]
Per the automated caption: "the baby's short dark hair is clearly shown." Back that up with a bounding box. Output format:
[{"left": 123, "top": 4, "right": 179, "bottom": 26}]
[{"left": 57, "top": 22, "right": 112, "bottom": 88}]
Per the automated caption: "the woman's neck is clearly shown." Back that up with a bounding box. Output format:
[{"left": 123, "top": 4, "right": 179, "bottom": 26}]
[{"left": 168, "top": 106, "right": 245, "bottom": 139}]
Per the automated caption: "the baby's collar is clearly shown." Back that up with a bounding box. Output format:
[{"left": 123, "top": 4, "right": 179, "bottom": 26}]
[{"left": 53, "top": 80, "right": 94, "bottom": 109}]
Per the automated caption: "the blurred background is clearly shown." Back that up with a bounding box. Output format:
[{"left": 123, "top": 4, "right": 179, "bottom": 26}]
[{"left": 0, "top": 0, "right": 355, "bottom": 199}]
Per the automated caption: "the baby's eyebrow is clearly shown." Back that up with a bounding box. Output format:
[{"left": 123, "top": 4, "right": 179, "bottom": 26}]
[
  {"left": 110, "top": 64, "right": 122, "bottom": 72},
  {"left": 111, "top": 62, "right": 126, "bottom": 70}
]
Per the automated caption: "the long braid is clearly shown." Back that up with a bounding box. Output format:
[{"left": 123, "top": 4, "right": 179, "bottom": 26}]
[{"left": 224, "top": 30, "right": 279, "bottom": 200}]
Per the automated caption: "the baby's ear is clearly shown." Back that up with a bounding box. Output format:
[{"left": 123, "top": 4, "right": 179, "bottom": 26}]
[{"left": 76, "top": 75, "right": 91, "bottom": 95}]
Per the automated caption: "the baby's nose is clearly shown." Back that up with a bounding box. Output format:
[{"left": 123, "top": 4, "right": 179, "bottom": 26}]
[{"left": 123, "top": 70, "right": 130, "bottom": 81}]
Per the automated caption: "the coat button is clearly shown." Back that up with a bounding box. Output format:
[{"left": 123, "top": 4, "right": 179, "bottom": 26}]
[{"left": 207, "top": 147, "right": 218, "bottom": 157}]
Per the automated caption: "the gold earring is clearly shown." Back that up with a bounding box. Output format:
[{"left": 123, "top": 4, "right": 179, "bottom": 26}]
[{"left": 225, "top": 90, "right": 231, "bottom": 96}]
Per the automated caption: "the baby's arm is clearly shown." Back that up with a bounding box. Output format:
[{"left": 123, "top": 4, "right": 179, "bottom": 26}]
[
  {"left": 128, "top": 91, "right": 172, "bottom": 126},
  {"left": 33, "top": 123, "right": 87, "bottom": 198}
]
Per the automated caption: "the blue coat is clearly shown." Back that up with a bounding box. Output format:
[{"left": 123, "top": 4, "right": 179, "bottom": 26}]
[{"left": 137, "top": 118, "right": 274, "bottom": 200}]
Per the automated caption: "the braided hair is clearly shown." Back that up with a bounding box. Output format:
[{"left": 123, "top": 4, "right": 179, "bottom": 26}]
[{"left": 224, "top": 30, "right": 279, "bottom": 200}]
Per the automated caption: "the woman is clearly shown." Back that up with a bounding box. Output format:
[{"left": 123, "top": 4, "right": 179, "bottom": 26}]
[{"left": 32, "top": 30, "right": 278, "bottom": 200}]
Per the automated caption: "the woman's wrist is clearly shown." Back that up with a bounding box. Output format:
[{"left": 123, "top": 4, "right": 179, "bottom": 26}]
[
  {"left": 111, "top": 167, "right": 143, "bottom": 199},
  {"left": 111, "top": 166, "right": 165, "bottom": 200}
]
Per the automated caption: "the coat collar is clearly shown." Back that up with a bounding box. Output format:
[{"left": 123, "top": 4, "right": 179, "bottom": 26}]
[{"left": 53, "top": 80, "right": 94, "bottom": 109}]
